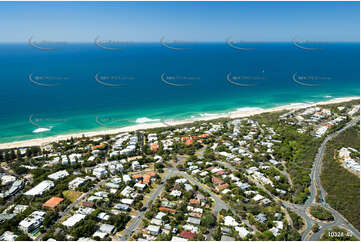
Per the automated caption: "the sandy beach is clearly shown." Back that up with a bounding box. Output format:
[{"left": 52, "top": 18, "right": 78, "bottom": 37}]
[{"left": 0, "top": 96, "right": 359, "bottom": 149}]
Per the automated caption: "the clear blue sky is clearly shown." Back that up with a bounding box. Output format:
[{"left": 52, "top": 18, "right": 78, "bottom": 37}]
[{"left": 0, "top": 1, "right": 359, "bottom": 42}]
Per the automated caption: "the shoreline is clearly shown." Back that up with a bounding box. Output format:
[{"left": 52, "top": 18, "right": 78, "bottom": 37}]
[{"left": 0, "top": 96, "right": 359, "bottom": 149}]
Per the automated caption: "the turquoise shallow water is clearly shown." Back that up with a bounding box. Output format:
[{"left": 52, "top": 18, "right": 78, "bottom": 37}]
[{"left": 0, "top": 43, "right": 359, "bottom": 144}]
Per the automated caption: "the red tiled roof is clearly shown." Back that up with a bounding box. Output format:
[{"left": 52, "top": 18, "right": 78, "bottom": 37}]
[
  {"left": 217, "top": 170, "right": 225, "bottom": 175},
  {"left": 216, "top": 183, "right": 229, "bottom": 191},
  {"left": 189, "top": 199, "right": 200, "bottom": 205},
  {"left": 143, "top": 175, "right": 151, "bottom": 184},
  {"left": 92, "top": 143, "right": 106, "bottom": 150},
  {"left": 43, "top": 197, "right": 64, "bottom": 209},
  {"left": 180, "top": 231, "right": 195, "bottom": 239},
  {"left": 82, "top": 201, "right": 94, "bottom": 208},
  {"left": 212, "top": 176, "right": 224, "bottom": 185},
  {"left": 199, "top": 133, "right": 210, "bottom": 138},
  {"left": 133, "top": 174, "right": 143, "bottom": 179},
  {"left": 159, "top": 207, "right": 176, "bottom": 214},
  {"left": 186, "top": 140, "right": 193, "bottom": 146},
  {"left": 181, "top": 137, "right": 194, "bottom": 146},
  {"left": 190, "top": 212, "right": 202, "bottom": 218},
  {"left": 151, "top": 142, "right": 159, "bottom": 151},
  {"left": 147, "top": 171, "right": 156, "bottom": 177}
]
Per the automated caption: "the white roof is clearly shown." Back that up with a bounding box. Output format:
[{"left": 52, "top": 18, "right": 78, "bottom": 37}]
[
  {"left": 273, "top": 220, "right": 284, "bottom": 230},
  {"left": 123, "top": 175, "right": 131, "bottom": 182},
  {"left": 92, "top": 231, "right": 107, "bottom": 239},
  {"left": 147, "top": 225, "right": 160, "bottom": 233},
  {"left": 99, "top": 224, "right": 115, "bottom": 234},
  {"left": 1, "top": 175, "right": 16, "bottom": 185},
  {"left": 270, "top": 227, "right": 280, "bottom": 236},
  {"left": 252, "top": 194, "right": 264, "bottom": 202},
  {"left": 183, "top": 224, "right": 198, "bottom": 233},
  {"left": 224, "top": 216, "right": 239, "bottom": 227},
  {"left": 62, "top": 214, "right": 86, "bottom": 227},
  {"left": 120, "top": 198, "right": 134, "bottom": 205},
  {"left": 235, "top": 227, "right": 249, "bottom": 238},
  {"left": 24, "top": 180, "right": 54, "bottom": 196},
  {"left": 19, "top": 211, "right": 46, "bottom": 229},
  {"left": 175, "top": 178, "right": 187, "bottom": 184},
  {"left": 48, "top": 170, "right": 69, "bottom": 180},
  {"left": 150, "top": 218, "right": 162, "bottom": 226},
  {"left": 134, "top": 183, "right": 146, "bottom": 189},
  {"left": 155, "top": 212, "right": 166, "bottom": 220},
  {"left": 171, "top": 236, "right": 188, "bottom": 242},
  {"left": 184, "top": 184, "right": 193, "bottom": 191},
  {"left": 0, "top": 231, "right": 17, "bottom": 241},
  {"left": 170, "top": 190, "right": 182, "bottom": 197}
]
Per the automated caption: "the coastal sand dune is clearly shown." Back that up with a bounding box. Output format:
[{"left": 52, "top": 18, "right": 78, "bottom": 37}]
[{"left": 0, "top": 96, "right": 359, "bottom": 149}]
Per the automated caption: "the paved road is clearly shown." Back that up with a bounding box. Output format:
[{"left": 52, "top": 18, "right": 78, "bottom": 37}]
[
  {"left": 37, "top": 117, "right": 359, "bottom": 241},
  {"left": 306, "top": 116, "right": 360, "bottom": 240},
  {"left": 283, "top": 117, "right": 360, "bottom": 240},
  {"left": 215, "top": 160, "right": 295, "bottom": 230},
  {"left": 179, "top": 170, "right": 259, "bottom": 233},
  {"left": 37, "top": 148, "right": 112, "bottom": 240},
  {"left": 120, "top": 165, "right": 260, "bottom": 240},
  {"left": 119, "top": 154, "right": 187, "bottom": 240},
  {"left": 119, "top": 168, "right": 177, "bottom": 240},
  {"left": 216, "top": 117, "right": 361, "bottom": 240}
]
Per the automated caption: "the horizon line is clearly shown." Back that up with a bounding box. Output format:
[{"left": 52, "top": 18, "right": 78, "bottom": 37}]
[{"left": 0, "top": 41, "right": 360, "bottom": 44}]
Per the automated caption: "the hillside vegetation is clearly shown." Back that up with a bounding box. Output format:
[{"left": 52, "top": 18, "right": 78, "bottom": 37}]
[{"left": 320, "top": 124, "right": 360, "bottom": 230}]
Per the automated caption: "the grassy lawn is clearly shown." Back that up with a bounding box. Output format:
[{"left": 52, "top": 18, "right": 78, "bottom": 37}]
[{"left": 63, "top": 190, "right": 83, "bottom": 203}]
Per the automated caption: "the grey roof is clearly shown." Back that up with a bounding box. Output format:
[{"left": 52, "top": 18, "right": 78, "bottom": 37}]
[
  {"left": 99, "top": 224, "right": 115, "bottom": 234},
  {"left": 255, "top": 213, "right": 267, "bottom": 223},
  {"left": 187, "top": 217, "right": 201, "bottom": 225},
  {"left": 221, "top": 235, "right": 235, "bottom": 241}
]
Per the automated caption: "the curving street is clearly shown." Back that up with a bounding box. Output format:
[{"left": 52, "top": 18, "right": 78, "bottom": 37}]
[
  {"left": 305, "top": 116, "right": 360, "bottom": 240},
  {"left": 119, "top": 165, "right": 260, "bottom": 241},
  {"left": 216, "top": 117, "right": 360, "bottom": 241},
  {"left": 283, "top": 116, "right": 360, "bottom": 240},
  {"left": 119, "top": 117, "right": 360, "bottom": 241}
]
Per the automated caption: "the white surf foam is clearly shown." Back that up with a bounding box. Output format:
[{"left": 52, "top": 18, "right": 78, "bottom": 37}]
[
  {"left": 33, "top": 127, "right": 51, "bottom": 133},
  {"left": 135, "top": 117, "right": 161, "bottom": 123}
]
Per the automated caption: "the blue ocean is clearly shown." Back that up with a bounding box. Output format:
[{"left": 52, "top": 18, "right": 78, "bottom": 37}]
[{"left": 0, "top": 42, "right": 359, "bottom": 143}]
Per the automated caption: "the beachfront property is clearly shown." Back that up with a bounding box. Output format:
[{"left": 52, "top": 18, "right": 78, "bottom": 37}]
[{"left": 0, "top": 100, "right": 358, "bottom": 240}]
